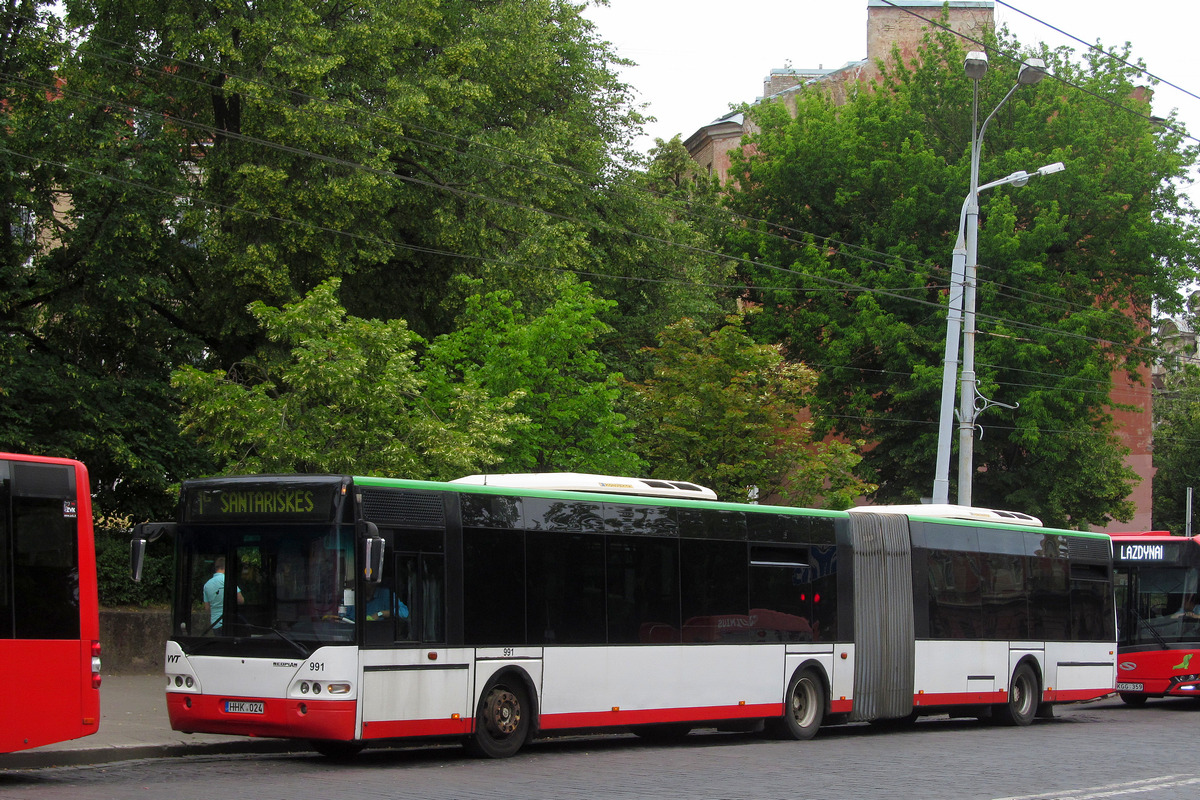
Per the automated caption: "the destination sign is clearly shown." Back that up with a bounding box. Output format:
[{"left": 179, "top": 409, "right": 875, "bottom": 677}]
[
  {"left": 1117, "top": 543, "right": 1165, "bottom": 561},
  {"left": 182, "top": 479, "right": 344, "bottom": 523},
  {"left": 1113, "top": 540, "right": 1199, "bottom": 565}
]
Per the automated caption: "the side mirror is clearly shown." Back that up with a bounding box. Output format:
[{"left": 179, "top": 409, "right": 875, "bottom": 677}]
[
  {"left": 358, "top": 520, "right": 385, "bottom": 584},
  {"left": 130, "top": 522, "right": 176, "bottom": 582},
  {"left": 130, "top": 538, "right": 147, "bottom": 582}
]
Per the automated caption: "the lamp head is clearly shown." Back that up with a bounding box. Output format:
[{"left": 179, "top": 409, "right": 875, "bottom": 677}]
[
  {"left": 1037, "top": 161, "right": 1066, "bottom": 176},
  {"left": 1017, "top": 58, "right": 1048, "bottom": 86},
  {"left": 964, "top": 51, "right": 989, "bottom": 80}
]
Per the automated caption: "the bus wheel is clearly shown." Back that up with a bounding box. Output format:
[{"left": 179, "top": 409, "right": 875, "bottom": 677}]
[
  {"left": 767, "top": 669, "right": 825, "bottom": 740},
  {"left": 995, "top": 663, "right": 1039, "bottom": 726},
  {"left": 310, "top": 740, "right": 365, "bottom": 759},
  {"left": 1119, "top": 692, "right": 1148, "bottom": 706},
  {"left": 466, "top": 679, "right": 530, "bottom": 758}
]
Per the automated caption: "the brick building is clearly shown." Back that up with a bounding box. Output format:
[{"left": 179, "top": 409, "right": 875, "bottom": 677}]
[
  {"left": 682, "top": 0, "right": 1155, "bottom": 531},
  {"left": 685, "top": 0, "right": 992, "bottom": 183}
]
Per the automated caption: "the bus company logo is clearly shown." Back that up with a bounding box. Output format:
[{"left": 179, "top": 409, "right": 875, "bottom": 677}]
[
  {"left": 62, "top": 500, "right": 77, "bottom": 519},
  {"left": 1117, "top": 544, "right": 1165, "bottom": 561},
  {"left": 1118, "top": 662, "right": 1138, "bottom": 671}
]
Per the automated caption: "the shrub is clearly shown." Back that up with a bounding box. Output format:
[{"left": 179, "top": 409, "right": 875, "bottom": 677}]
[{"left": 94, "top": 517, "right": 173, "bottom": 607}]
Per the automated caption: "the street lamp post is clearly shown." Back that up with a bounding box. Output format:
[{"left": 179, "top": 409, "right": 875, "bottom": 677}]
[
  {"left": 931, "top": 52, "right": 1052, "bottom": 506},
  {"left": 932, "top": 164, "right": 1064, "bottom": 504}
]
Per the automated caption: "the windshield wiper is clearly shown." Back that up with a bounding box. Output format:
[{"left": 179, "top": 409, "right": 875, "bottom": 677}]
[
  {"left": 1133, "top": 607, "right": 1172, "bottom": 650},
  {"left": 237, "top": 622, "right": 313, "bottom": 658}
]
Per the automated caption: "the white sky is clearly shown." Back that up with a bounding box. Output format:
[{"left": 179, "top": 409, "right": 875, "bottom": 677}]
[{"left": 583, "top": 0, "right": 1200, "bottom": 177}]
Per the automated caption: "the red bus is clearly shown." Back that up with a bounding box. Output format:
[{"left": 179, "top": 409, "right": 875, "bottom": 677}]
[
  {"left": 0, "top": 453, "right": 102, "bottom": 754},
  {"left": 1111, "top": 530, "right": 1200, "bottom": 704}
]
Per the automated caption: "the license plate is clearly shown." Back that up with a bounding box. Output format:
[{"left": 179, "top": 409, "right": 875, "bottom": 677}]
[
  {"left": 1116, "top": 682, "right": 1144, "bottom": 692},
  {"left": 225, "top": 700, "right": 265, "bottom": 714}
]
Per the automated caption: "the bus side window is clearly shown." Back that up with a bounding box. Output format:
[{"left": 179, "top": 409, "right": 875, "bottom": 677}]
[
  {"left": 391, "top": 554, "right": 417, "bottom": 643},
  {"left": 388, "top": 553, "right": 444, "bottom": 643},
  {"left": 422, "top": 554, "right": 445, "bottom": 643}
]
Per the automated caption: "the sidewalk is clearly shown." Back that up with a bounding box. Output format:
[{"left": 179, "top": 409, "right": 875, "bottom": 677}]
[{"left": 2, "top": 673, "right": 307, "bottom": 770}]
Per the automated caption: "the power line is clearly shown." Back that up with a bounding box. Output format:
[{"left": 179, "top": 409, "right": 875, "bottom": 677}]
[
  {"left": 9, "top": 11, "right": 1165, "bottom": 345},
  {"left": 3, "top": 12, "right": 1186, "bottom": 406},
  {"left": 996, "top": 0, "right": 1200, "bottom": 106},
  {"left": 17, "top": 8, "right": 1158, "bottom": 332},
  {"left": 20, "top": 12, "right": 956, "bottom": 289},
  {"left": 875, "top": 0, "right": 1200, "bottom": 147}
]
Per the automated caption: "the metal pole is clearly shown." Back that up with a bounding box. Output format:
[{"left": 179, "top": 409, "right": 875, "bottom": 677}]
[
  {"left": 1187, "top": 487, "right": 1193, "bottom": 536},
  {"left": 932, "top": 221, "right": 967, "bottom": 505},
  {"left": 956, "top": 82, "right": 1022, "bottom": 507}
]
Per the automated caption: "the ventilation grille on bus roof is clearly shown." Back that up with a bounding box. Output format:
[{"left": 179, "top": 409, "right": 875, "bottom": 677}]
[
  {"left": 1064, "top": 535, "right": 1111, "bottom": 565},
  {"left": 359, "top": 488, "right": 446, "bottom": 528}
]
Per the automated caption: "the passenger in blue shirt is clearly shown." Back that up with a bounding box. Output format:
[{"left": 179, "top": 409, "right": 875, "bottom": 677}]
[
  {"left": 353, "top": 584, "right": 409, "bottom": 622},
  {"left": 202, "top": 557, "right": 243, "bottom": 629}
]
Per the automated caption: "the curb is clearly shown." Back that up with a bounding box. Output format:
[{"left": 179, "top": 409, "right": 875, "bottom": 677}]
[{"left": 3, "top": 738, "right": 310, "bottom": 771}]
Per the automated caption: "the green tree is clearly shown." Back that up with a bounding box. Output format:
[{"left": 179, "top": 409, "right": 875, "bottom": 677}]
[
  {"left": 591, "top": 135, "right": 736, "bottom": 379},
  {"left": 5, "top": 0, "right": 734, "bottom": 515},
  {"left": 422, "top": 279, "right": 642, "bottom": 475},
  {"left": 724, "top": 22, "right": 1199, "bottom": 527},
  {"left": 626, "top": 313, "right": 873, "bottom": 507},
  {"left": 1, "top": 1, "right": 212, "bottom": 519},
  {"left": 172, "top": 279, "right": 521, "bottom": 478},
  {"left": 1152, "top": 364, "right": 1200, "bottom": 534}
]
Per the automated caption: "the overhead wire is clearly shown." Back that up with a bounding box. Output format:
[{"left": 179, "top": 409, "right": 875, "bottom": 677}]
[
  {"left": 995, "top": 0, "right": 1200, "bottom": 106},
  {"left": 8, "top": 9, "right": 1160, "bottom": 341},
  {"left": 22, "top": 11, "right": 959, "bottom": 291},
  {"left": 876, "top": 0, "right": 1200, "bottom": 147},
  {"left": 2, "top": 7, "right": 1191, "bottom": 426},
  {"left": 17, "top": 6, "right": 1148, "bottom": 328},
  {"left": 0, "top": 64, "right": 1172, "bottom": 401}
]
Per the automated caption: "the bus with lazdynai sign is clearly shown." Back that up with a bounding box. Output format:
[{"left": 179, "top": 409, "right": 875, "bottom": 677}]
[{"left": 1111, "top": 530, "right": 1200, "bottom": 704}]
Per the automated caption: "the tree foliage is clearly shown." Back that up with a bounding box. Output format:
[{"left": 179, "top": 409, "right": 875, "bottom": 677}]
[
  {"left": 173, "top": 278, "right": 522, "bottom": 479},
  {"left": 1, "top": 0, "right": 214, "bottom": 518},
  {"left": 724, "top": 21, "right": 1199, "bottom": 527},
  {"left": 626, "top": 313, "right": 873, "bottom": 507},
  {"left": 3, "top": 0, "right": 734, "bottom": 515},
  {"left": 422, "top": 279, "right": 643, "bottom": 475}
]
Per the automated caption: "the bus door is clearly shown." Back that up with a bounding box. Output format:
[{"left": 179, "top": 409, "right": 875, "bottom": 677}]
[{"left": 359, "top": 536, "right": 470, "bottom": 740}]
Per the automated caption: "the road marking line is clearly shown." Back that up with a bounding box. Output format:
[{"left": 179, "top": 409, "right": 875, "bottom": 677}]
[{"left": 993, "top": 775, "right": 1200, "bottom": 800}]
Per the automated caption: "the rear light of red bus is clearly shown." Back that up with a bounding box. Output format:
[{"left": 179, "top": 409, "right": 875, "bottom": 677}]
[{"left": 92, "top": 641, "right": 102, "bottom": 689}]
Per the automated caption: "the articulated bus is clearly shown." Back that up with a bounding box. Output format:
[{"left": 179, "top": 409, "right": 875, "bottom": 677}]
[
  {"left": 1111, "top": 530, "right": 1200, "bottom": 704},
  {"left": 131, "top": 472, "right": 1115, "bottom": 758},
  {"left": 1, "top": 452, "right": 102, "bottom": 754}
]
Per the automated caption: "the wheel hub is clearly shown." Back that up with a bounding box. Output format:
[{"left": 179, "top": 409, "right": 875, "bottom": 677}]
[{"left": 485, "top": 689, "right": 520, "bottom": 736}]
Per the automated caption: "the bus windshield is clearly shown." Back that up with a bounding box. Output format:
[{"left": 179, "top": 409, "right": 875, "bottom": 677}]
[
  {"left": 173, "top": 523, "right": 357, "bottom": 656},
  {"left": 1119, "top": 564, "right": 1200, "bottom": 646}
]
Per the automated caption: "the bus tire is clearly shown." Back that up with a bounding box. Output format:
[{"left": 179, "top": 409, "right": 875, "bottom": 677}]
[
  {"left": 310, "top": 739, "right": 365, "bottom": 759},
  {"left": 766, "top": 668, "right": 825, "bottom": 740},
  {"left": 1119, "top": 692, "right": 1148, "bottom": 706},
  {"left": 466, "top": 677, "right": 531, "bottom": 759},
  {"left": 995, "top": 662, "right": 1039, "bottom": 726}
]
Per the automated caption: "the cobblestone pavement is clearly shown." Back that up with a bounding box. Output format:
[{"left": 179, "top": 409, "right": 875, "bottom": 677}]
[{"left": 2, "top": 683, "right": 1198, "bottom": 800}]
